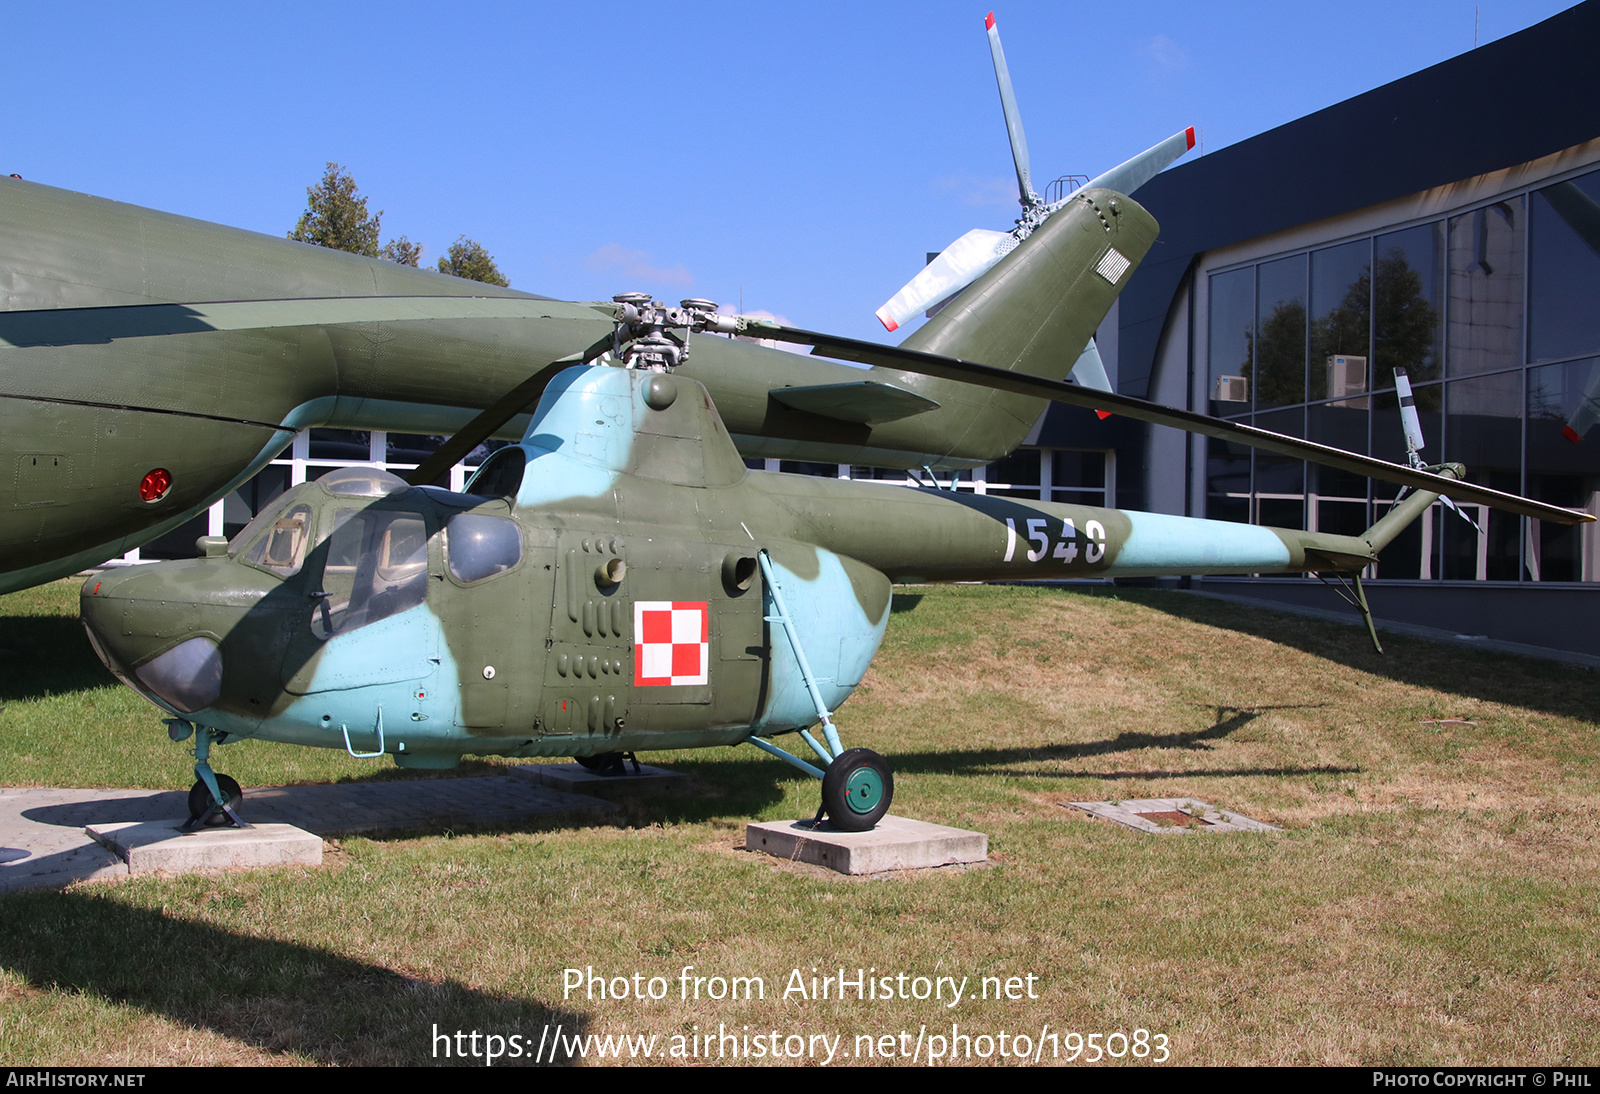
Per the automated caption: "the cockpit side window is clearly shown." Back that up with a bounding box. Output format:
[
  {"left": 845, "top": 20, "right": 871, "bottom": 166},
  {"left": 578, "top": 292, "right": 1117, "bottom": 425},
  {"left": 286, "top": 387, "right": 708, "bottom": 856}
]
[
  {"left": 241, "top": 504, "right": 314, "bottom": 577},
  {"left": 311, "top": 508, "right": 429, "bottom": 639},
  {"left": 446, "top": 513, "right": 523, "bottom": 583},
  {"left": 463, "top": 446, "right": 526, "bottom": 499}
]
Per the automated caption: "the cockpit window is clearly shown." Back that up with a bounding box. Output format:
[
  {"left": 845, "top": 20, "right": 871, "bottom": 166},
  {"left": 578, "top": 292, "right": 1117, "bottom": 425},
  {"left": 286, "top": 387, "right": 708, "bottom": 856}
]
[
  {"left": 447, "top": 514, "right": 522, "bottom": 583},
  {"left": 463, "top": 446, "right": 526, "bottom": 498},
  {"left": 242, "top": 504, "right": 314, "bottom": 577},
  {"left": 312, "top": 508, "right": 429, "bottom": 639},
  {"left": 318, "top": 466, "right": 412, "bottom": 497}
]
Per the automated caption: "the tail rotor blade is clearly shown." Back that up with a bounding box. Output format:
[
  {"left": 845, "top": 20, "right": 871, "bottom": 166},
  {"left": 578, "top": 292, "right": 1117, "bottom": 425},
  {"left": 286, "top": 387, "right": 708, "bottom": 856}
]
[
  {"left": 1393, "top": 367, "right": 1428, "bottom": 467},
  {"left": 986, "top": 11, "right": 1038, "bottom": 208}
]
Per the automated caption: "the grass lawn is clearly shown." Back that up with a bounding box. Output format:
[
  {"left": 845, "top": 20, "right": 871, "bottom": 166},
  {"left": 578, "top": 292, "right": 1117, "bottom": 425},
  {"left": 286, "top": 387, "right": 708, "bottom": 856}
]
[{"left": 1, "top": 578, "right": 1596, "bottom": 1065}]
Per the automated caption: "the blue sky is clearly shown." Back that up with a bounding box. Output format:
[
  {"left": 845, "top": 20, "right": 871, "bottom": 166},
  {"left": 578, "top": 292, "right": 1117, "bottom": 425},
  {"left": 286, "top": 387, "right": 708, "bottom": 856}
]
[{"left": 1, "top": 1, "right": 1579, "bottom": 341}]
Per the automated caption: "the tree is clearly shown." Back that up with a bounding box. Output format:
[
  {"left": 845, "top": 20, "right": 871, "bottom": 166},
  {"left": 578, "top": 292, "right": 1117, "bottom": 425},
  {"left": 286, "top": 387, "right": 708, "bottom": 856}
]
[
  {"left": 437, "top": 236, "right": 509, "bottom": 286},
  {"left": 289, "top": 163, "right": 383, "bottom": 257},
  {"left": 381, "top": 235, "right": 422, "bottom": 267}
]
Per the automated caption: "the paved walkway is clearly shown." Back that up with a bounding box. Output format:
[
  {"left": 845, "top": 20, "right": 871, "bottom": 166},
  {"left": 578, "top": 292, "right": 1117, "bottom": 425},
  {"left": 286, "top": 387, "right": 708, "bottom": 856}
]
[{"left": 0, "top": 774, "right": 615, "bottom": 893}]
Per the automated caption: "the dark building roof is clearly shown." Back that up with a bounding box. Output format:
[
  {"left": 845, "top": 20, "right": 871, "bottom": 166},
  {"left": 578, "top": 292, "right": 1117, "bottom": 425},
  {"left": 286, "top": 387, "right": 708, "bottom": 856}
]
[{"left": 1118, "top": 0, "right": 1600, "bottom": 399}]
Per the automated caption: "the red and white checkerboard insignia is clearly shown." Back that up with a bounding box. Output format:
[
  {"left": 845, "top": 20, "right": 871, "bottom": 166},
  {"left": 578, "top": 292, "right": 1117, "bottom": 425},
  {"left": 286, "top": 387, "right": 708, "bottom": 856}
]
[{"left": 634, "top": 601, "right": 709, "bottom": 686}]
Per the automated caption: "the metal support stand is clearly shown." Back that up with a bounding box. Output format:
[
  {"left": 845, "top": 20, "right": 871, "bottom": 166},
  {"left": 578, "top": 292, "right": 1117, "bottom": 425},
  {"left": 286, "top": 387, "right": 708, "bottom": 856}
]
[{"left": 1315, "top": 571, "right": 1384, "bottom": 654}]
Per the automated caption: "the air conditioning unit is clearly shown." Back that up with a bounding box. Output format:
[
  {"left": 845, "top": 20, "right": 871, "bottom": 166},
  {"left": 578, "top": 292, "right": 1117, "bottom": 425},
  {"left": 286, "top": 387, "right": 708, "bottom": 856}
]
[
  {"left": 1213, "top": 375, "right": 1249, "bottom": 403},
  {"left": 1326, "top": 355, "right": 1367, "bottom": 406}
]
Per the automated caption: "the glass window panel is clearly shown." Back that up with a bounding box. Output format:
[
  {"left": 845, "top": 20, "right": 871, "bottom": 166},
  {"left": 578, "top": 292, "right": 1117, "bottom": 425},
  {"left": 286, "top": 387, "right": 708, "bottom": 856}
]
[
  {"left": 1442, "top": 374, "right": 1522, "bottom": 580},
  {"left": 387, "top": 433, "right": 445, "bottom": 465},
  {"left": 447, "top": 514, "right": 523, "bottom": 584},
  {"left": 1309, "top": 239, "right": 1372, "bottom": 402},
  {"left": 1051, "top": 450, "right": 1105, "bottom": 490},
  {"left": 1206, "top": 436, "right": 1250, "bottom": 524},
  {"left": 312, "top": 508, "right": 431, "bottom": 638},
  {"left": 1253, "top": 255, "right": 1307, "bottom": 408},
  {"left": 1526, "top": 359, "right": 1600, "bottom": 581},
  {"left": 1374, "top": 223, "right": 1443, "bottom": 391},
  {"left": 1307, "top": 399, "right": 1370, "bottom": 504},
  {"left": 1529, "top": 169, "right": 1600, "bottom": 363},
  {"left": 1315, "top": 500, "right": 1369, "bottom": 538},
  {"left": 308, "top": 428, "right": 371, "bottom": 461},
  {"left": 985, "top": 449, "right": 1040, "bottom": 499},
  {"left": 1208, "top": 267, "right": 1255, "bottom": 414},
  {"left": 1253, "top": 407, "right": 1305, "bottom": 530},
  {"left": 1447, "top": 197, "right": 1525, "bottom": 377}
]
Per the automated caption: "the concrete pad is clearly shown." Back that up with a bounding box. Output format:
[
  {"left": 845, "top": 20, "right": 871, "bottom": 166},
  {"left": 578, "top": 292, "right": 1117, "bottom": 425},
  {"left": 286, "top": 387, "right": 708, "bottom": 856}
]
[
  {"left": 510, "top": 762, "right": 687, "bottom": 801},
  {"left": 1068, "top": 797, "right": 1282, "bottom": 835},
  {"left": 745, "top": 815, "right": 988, "bottom": 875},
  {"left": 0, "top": 775, "right": 616, "bottom": 892},
  {"left": 87, "top": 821, "right": 322, "bottom": 874}
]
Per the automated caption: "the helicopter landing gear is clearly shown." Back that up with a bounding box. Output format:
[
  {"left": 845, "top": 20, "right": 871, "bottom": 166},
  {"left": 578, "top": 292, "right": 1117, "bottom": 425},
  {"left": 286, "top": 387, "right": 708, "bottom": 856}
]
[
  {"left": 170, "top": 721, "right": 253, "bottom": 831},
  {"left": 575, "top": 751, "right": 642, "bottom": 776},
  {"left": 820, "top": 748, "right": 893, "bottom": 831},
  {"left": 187, "top": 773, "right": 243, "bottom": 827}
]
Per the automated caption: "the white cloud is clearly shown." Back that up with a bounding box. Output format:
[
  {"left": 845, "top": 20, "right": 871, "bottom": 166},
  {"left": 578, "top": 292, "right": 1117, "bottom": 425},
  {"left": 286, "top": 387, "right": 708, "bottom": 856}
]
[
  {"left": 584, "top": 243, "right": 695, "bottom": 289},
  {"left": 1138, "top": 34, "right": 1189, "bottom": 72}
]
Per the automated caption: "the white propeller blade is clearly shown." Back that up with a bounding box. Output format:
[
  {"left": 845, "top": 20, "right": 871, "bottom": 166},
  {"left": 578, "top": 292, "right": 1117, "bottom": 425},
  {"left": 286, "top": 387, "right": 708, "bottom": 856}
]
[{"left": 876, "top": 229, "right": 1015, "bottom": 332}]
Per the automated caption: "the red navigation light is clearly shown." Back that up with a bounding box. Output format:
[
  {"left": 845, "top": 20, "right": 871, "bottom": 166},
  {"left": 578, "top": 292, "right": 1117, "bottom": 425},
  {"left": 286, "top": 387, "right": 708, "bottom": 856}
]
[{"left": 139, "top": 468, "right": 172, "bottom": 502}]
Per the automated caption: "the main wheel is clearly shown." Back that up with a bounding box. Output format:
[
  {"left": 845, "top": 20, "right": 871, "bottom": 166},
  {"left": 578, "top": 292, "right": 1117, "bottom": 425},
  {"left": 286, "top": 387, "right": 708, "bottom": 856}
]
[
  {"left": 821, "top": 748, "right": 893, "bottom": 831},
  {"left": 187, "top": 774, "right": 243, "bottom": 826},
  {"left": 575, "top": 752, "right": 625, "bottom": 774}
]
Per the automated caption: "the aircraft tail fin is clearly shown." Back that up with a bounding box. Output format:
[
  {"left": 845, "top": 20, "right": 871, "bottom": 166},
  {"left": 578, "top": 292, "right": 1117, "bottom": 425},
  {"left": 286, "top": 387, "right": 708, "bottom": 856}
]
[{"left": 897, "top": 188, "right": 1158, "bottom": 460}]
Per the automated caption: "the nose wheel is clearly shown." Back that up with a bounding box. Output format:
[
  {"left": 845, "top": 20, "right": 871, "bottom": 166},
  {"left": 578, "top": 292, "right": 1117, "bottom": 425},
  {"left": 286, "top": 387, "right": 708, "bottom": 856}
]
[
  {"left": 821, "top": 748, "right": 893, "bottom": 831},
  {"left": 187, "top": 773, "right": 243, "bottom": 827}
]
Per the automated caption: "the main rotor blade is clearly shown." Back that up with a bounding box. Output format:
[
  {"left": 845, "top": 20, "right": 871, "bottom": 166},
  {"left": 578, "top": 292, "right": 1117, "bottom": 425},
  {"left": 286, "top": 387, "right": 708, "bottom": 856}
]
[
  {"left": 986, "top": 12, "right": 1038, "bottom": 208},
  {"left": 876, "top": 228, "right": 1014, "bottom": 332},
  {"left": 1068, "top": 126, "right": 1196, "bottom": 206},
  {"left": 739, "top": 320, "right": 1594, "bottom": 526},
  {"left": 404, "top": 334, "right": 612, "bottom": 487}
]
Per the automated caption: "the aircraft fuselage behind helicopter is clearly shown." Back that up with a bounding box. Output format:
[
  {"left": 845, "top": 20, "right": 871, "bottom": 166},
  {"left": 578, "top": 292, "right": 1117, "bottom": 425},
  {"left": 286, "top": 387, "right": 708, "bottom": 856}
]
[{"left": 0, "top": 176, "right": 1150, "bottom": 595}]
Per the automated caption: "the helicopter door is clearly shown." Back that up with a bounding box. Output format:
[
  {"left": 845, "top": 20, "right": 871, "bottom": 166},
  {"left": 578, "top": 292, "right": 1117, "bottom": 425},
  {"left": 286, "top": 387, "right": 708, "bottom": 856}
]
[{"left": 435, "top": 512, "right": 554, "bottom": 733}]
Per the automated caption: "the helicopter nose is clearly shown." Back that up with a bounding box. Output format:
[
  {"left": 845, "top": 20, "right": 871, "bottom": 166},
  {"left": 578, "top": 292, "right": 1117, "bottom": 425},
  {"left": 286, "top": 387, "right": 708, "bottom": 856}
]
[{"left": 81, "top": 568, "right": 223, "bottom": 714}]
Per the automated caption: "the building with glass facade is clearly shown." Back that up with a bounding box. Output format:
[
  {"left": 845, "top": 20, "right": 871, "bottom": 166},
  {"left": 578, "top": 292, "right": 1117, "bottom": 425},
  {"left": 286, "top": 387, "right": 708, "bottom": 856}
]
[{"left": 1105, "top": 0, "right": 1600, "bottom": 656}]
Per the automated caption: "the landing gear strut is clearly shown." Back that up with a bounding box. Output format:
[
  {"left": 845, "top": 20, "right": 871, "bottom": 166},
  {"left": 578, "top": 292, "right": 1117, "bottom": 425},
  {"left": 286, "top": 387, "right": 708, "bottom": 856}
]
[
  {"left": 742, "top": 551, "right": 896, "bottom": 831},
  {"left": 169, "top": 721, "right": 252, "bottom": 830}
]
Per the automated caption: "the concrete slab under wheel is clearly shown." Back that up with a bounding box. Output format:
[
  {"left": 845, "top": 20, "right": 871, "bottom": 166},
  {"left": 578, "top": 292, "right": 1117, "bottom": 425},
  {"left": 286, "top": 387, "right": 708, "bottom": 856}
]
[
  {"left": 745, "top": 815, "right": 988, "bottom": 875},
  {"left": 510, "top": 761, "right": 687, "bottom": 800},
  {"left": 87, "top": 821, "right": 322, "bottom": 874},
  {"left": 0, "top": 775, "right": 615, "bottom": 892}
]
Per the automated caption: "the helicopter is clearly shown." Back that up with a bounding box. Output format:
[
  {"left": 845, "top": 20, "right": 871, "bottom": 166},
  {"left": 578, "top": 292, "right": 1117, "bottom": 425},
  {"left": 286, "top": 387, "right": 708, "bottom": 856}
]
[{"left": 76, "top": 173, "right": 1592, "bottom": 831}]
